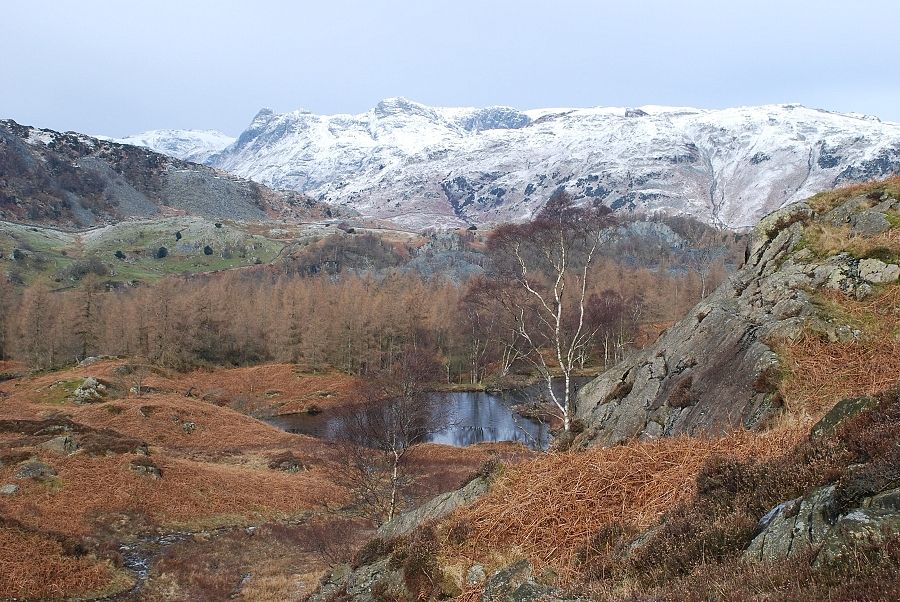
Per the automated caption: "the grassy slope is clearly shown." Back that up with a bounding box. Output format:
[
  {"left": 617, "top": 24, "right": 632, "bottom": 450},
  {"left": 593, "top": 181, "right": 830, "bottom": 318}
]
[{"left": 0, "top": 217, "right": 288, "bottom": 286}]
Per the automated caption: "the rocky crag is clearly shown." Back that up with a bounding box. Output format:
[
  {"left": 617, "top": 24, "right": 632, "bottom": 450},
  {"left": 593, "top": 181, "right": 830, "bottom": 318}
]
[{"left": 573, "top": 182, "right": 900, "bottom": 447}]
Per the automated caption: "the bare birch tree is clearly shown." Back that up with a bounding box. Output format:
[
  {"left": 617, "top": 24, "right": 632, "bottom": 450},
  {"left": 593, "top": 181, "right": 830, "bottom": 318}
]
[
  {"left": 487, "top": 192, "right": 615, "bottom": 432},
  {"left": 333, "top": 350, "right": 445, "bottom": 525}
]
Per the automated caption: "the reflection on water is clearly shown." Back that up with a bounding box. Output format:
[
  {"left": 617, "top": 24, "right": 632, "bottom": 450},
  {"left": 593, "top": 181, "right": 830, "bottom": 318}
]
[
  {"left": 425, "top": 391, "right": 550, "bottom": 449},
  {"left": 264, "top": 377, "right": 591, "bottom": 451}
]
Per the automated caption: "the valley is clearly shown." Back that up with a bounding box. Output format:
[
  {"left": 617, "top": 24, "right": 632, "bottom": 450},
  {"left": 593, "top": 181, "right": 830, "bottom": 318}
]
[{"left": 1, "top": 73, "right": 899, "bottom": 602}]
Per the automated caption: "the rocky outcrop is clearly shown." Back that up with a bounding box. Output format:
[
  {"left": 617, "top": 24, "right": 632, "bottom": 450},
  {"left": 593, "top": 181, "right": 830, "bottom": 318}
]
[
  {"left": 376, "top": 476, "right": 489, "bottom": 541},
  {"left": 574, "top": 193, "right": 900, "bottom": 447},
  {"left": 40, "top": 434, "right": 78, "bottom": 455},
  {"left": 478, "top": 559, "right": 588, "bottom": 602},
  {"left": 308, "top": 477, "right": 491, "bottom": 602},
  {"left": 746, "top": 485, "right": 900, "bottom": 565},
  {"left": 74, "top": 377, "right": 106, "bottom": 404}
]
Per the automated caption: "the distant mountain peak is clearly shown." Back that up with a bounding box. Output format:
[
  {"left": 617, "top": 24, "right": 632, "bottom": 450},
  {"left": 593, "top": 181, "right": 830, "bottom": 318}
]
[
  {"left": 374, "top": 97, "right": 439, "bottom": 120},
  {"left": 113, "top": 129, "right": 235, "bottom": 163}
]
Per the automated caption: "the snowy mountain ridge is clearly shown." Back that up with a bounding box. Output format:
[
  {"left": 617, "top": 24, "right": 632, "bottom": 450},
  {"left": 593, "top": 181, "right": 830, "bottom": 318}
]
[
  {"left": 124, "top": 99, "right": 900, "bottom": 229},
  {"left": 110, "top": 129, "right": 235, "bottom": 163}
]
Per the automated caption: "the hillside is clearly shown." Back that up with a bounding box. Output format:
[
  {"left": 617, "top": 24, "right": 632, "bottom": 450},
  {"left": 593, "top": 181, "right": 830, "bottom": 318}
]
[
  {"left": 0, "top": 120, "right": 332, "bottom": 229},
  {"left": 184, "top": 99, "right": 900, "bottom": 229},
  {"left": 0, "top": 361, "right": 520, "bottom": 600},
  {"left": 309, "top": 177, "right": 900, "bottom": 601}
]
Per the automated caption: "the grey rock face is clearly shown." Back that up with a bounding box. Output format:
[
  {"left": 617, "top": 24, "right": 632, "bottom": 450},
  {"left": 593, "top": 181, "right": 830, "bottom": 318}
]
[
  {"left": 574, "top": 203, "right": 810, "bottom": 446},
  {"left": 574, "top": 198, "right": 899, "bottom": 447}
]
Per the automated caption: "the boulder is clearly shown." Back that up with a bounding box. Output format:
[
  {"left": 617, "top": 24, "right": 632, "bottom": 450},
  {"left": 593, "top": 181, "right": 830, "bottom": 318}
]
[
  {"left": 858, "top": 258, "right": 900, "bottom": 284},
  {"left": 74, "top": 377, "right": 107, "bottom": 404},
  {"left": 850, "top": 210, "right": 891, "bottom": 235},
  {"left": 15, "top": 460, "right": 57, "bottom": 480},
  {"left": 0, "top": 484, "right": 18, "bottom": 495},
  {"left": 129, "top": 458, "right": 162, "bottom": 479},
  {"left": 40, "top": 434, "right": 79, "bottom": 455}
]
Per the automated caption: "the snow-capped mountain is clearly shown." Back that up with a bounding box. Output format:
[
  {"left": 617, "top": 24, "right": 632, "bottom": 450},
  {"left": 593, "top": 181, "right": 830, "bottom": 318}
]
[
  {"left": 172, "top": 99, "right": 900, "bottom": 229},
  {"left": 112, "top": 129, "right": 234, "bottom": 163}
]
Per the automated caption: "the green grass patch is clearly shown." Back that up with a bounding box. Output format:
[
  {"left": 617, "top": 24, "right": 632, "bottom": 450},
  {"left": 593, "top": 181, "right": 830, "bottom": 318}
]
[
  {"left": 39, "top": 378, "right": 85, "bottom": 405},
  {"left": 2, "top": 217, "right": 286, "bottom": 286}
]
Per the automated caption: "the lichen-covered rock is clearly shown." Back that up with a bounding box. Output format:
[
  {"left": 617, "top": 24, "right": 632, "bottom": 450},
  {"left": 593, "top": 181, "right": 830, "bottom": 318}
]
[
  {"left": 74, "top": 376, "right": 106, "bottom": 404},
  {"left": 0, "top": 483, "right": 19, "bottom": 495},
  {"left": 15, "top": 460, "right": 57, "bottom": 480},
  {"left": 480, "top": 560, "right": 586, "bottom": 602},
  {"left": 858, "top": 258, "right": 900, "bottom": 284}
]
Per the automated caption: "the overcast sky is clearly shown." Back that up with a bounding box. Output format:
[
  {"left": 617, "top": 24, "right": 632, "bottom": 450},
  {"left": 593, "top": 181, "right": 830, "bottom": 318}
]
[{"left": 4, "top": 0, "right": 900, "bottom": 137}]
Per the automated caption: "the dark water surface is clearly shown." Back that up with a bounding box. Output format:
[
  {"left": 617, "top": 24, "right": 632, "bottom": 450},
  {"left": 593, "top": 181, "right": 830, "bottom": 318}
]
[{"left": 264, "top": 377, "right": 592, "bottom": 451}]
